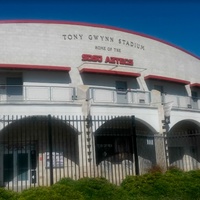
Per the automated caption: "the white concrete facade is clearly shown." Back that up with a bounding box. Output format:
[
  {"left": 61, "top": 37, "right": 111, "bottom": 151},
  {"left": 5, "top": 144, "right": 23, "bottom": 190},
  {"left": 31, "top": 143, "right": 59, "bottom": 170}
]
[
  {"left": 0, "top": 21, "right": 200, "bottom": 188},
  {"left": 0, "top": 21, "right": 199, "bottom": 129}
]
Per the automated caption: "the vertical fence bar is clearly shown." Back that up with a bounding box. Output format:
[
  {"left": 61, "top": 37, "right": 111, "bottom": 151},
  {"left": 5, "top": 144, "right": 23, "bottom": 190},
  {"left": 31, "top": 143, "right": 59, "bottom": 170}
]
[
  {"left": 3, "top": 114, "right": 200, "bottom": 191},
  {"left": 48, "top": 115, "right": 53, "bottom": 185},
  {"left": 69, "top": 116, "right": 73, "bottom": 178},
  {"left": 131, "top": 115, "right": 139, "bottom": 175}
]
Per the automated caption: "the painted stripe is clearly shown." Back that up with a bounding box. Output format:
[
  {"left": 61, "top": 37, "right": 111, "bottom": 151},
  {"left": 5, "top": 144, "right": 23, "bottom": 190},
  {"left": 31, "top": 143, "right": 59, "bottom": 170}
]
[
  {"left": 0, "top": 63, "right": 71, "bottom": 71},
  {"left": 190, "top": 83, "right": 200, "bottom": 88},
  {"left": 144, "top": 75, "right": 190, "bottom": 85},
  {"left": 79, "top": 67, "right": 141, "bottom": 77}
]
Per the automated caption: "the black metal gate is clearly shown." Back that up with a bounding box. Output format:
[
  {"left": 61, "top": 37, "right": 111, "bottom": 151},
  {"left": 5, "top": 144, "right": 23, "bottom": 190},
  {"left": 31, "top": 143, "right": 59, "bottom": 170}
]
[{"left": 0, "top": 114, "right": 159, "bottom": 191}]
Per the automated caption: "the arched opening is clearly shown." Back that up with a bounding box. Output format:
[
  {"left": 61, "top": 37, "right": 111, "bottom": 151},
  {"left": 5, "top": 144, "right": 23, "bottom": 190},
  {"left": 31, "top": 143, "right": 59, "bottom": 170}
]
[
  {"left": 0, "top": 115, "right": 79, "bottom": 189},
  {"left": 167, "top": 120, "right": 200, "bottom": 170},
  {"left": 94, "top": 116, "right": 157, "bottom": 181},
  {"left": 95, "top": 116, "right": 133, "bottom": 165}
]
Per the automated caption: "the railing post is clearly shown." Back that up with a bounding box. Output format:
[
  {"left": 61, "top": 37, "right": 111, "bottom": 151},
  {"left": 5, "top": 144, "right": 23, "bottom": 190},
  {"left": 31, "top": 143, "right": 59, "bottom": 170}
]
[
  {"left": 48, "top": 114, "right": 54, "bottom": 185},
  {"left": 148, "top": 91, "right": 151, "bottom": 104},
  {"left": 23, "top": 85, "right": 26, "bottom": 101},
  {"left": 131, "top": 115, "right": 139, "bottom": 175},
  {"left": 49, "top": 86, "right": 52, "bottom": 101}
]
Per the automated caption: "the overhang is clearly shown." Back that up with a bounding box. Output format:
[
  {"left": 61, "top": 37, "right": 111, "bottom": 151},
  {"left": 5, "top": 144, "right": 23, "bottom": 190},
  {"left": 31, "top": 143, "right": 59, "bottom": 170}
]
[
  {"left": 190, "top": 83, "right": 200, "bottom": 88},
  {"left": 79, "top": 67, "right": 141, "bottom": 77},
  {"left": 144, "top": 75, "right": 190, "bottom": 85},
  {"left": 0, "top": 63, "right": 71, "bottom": 72}
]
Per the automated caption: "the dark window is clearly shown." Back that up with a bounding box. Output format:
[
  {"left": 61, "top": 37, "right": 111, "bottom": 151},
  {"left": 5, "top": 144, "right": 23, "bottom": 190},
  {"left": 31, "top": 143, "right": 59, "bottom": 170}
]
[
  {"left": 116, "top": 81, "right": 127, "bottom": 92},
  {"left": 6, "top": 77, "right": 23, "bottom": 101}
]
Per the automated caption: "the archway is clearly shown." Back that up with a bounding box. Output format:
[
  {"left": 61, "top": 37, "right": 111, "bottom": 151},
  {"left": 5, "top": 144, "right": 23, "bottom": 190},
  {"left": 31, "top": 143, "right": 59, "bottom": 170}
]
[
  {"left": 167, "top": 120, "right": 200, "bottom": 171},
  {"left": 94, "top": 116, "right": 157, "bottom": 183},
  {"left": 0, "top": 115, "right": 79, "bottom": 190}
]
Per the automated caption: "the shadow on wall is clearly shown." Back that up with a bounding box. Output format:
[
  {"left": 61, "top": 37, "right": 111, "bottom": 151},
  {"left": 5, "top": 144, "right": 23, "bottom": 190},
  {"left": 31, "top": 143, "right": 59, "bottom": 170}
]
[
  {"left": 94, "top": 116, "right": 157, "bottom": 174},
  {"left": 0, "top": 115, "right": 79, "bottom": 186},
  {"left": 168, "top": 120, "right": 200, "bottom": 170}
]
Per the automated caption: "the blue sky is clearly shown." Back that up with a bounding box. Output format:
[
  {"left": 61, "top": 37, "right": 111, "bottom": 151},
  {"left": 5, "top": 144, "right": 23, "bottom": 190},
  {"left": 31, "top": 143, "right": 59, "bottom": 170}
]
[{"left": 0, "top": 0, "right": 199, "bottom": 58}]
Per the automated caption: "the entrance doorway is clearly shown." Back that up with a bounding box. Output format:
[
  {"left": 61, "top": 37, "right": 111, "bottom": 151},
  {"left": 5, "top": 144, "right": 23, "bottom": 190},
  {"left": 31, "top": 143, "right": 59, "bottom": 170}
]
[
  {"left": 6, "top": 77, "right": 23, "bottom": 101},
  {"left": 3, "top": 146, "right": 36, "bottom": 187},
  {"left": 4, "top": 151, "right": 30, "bottom": 186}
]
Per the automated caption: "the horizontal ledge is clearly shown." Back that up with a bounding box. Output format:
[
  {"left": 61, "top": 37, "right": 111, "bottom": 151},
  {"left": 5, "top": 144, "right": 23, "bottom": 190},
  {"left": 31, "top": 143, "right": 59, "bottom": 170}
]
[
  {"left": 0, "top": 63, "right": 71, "bottom": 72},
  {"left": 190, "top": 83, "right": 200, "bottom": 88},
  {"left": 144, "top": 75, "right": 190, "bottom": 85},
  {"left": 79, "top": 68, "right": 141, "bottom": 77}
]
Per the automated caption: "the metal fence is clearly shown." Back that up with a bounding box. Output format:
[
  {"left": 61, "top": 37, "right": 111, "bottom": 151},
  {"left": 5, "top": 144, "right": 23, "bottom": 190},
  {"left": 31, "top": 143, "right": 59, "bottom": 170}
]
[
  {"left": 87, "top": 87, "right": 151, "bottom": 105},
  {"left": 0, "top": 85, "right": 76, "bottom": 102},
  {"left": 166, "top": 131, "right": 200, "bottom": 171},
  {"left": 163, "top": 94, "right": 200, "bottom": 110},
  {"left": 0, "top": 115, "right": 199, "bottom": 191}
]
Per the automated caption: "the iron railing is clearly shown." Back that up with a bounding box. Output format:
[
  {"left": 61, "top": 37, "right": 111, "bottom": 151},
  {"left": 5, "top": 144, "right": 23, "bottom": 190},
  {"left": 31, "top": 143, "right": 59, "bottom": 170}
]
[
  {"left": 87, "top": 87, "right": 151, "bottom": 105},
  {"left": 166, "top": 131, "right": 200, "bottom": 171},
  {"left": 1, "top": 85, "right": 199, "bottom": 111},
  {"left": 0, "top": 114, "right": 199, "bottom": 191},
  {"left": 163, "top": 94, "right": 200, "bottom": 110},
  {"left": 0, "top": 85, "right": 76, "bottom": 102}
]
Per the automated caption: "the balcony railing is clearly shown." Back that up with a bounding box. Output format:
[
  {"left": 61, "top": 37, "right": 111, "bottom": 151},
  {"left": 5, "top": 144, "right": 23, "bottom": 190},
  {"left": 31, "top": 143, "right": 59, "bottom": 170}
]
[
  {"left": 87, "top": 87, "right": 200, "bottom": 110},
  {"left": 0, "top": 85, "right": 76, "bottom": 103},
  {"left": 87, "top": 87, "right": 151, "bottom": 105},
  {"left": 1, "top": 85, "right": 199, "bottom": 110},
  {"left": 163, "top": 94, "right": 200, "bottom": 110}
]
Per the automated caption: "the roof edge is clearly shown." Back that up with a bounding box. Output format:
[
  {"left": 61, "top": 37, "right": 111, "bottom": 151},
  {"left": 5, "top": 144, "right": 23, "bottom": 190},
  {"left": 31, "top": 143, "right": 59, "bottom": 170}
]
[
  {"left": 144, "top": 75, "right": 190, "bottom": 85},
  {"left": 0, "top": 63, "right": 71, "bottom": 71}
]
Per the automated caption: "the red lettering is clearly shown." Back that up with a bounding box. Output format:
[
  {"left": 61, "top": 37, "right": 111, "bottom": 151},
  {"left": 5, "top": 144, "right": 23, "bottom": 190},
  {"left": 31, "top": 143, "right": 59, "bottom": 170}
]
[
  {"left": 82, "top": 54, "right": 91, "bottom": 61},
  {"left": 92, "top": 55, "right": 102, "bottom": 62},
  {"left": 105, "top": 56, "right": 110, "bottom": 63},
  {"left": 109, "top": 57, "right": 116, "bottom": 64},
  {"left": 82, "top": 54, "right": 102, "bottom": 62},
  {"left": 82, "top": 54, "right": 133, "bottom": 66},
  {"left": 115, "top": 58, "right": 121, "bottom": 64},
  {"left": 119, "top": 58, "right": 125, "bottom": 65},
  {"left": 124, "top": 59, "right": 129, "bottom": 65},
  {"left": 127, "top": 59, "right": 134, "bottom": 66}
]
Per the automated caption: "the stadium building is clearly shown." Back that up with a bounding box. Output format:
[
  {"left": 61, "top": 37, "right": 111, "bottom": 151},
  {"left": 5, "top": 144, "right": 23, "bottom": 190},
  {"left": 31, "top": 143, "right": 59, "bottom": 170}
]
[{"left": 0, "top": 20, "right": 199, "bottom": 190}]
